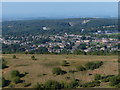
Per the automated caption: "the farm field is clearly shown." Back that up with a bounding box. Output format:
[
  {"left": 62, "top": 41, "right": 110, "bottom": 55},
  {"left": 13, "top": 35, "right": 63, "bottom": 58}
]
[{"left": 2, "top": 54, "right": 118, "bottom": 88}]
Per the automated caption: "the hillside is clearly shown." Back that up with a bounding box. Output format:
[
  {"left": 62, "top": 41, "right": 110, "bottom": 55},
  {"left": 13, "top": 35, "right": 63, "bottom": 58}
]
[{"left": 2, "top": 18, "right": 118, "bottom": 36}]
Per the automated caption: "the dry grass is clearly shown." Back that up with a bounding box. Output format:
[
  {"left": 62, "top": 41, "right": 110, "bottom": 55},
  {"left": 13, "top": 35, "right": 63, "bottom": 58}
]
[{"left": 2, "top": 54, "right": 118, "bottom": 87}]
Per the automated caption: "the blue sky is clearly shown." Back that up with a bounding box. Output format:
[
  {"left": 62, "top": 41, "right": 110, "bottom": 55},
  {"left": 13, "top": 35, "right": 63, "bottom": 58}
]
[{"left": 2, "top": 2, "right": 118, "bottom": 18}]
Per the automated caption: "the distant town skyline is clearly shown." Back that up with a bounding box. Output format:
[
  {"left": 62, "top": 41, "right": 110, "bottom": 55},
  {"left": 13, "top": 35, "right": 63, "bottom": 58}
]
[{"left": 2, "top": 2, "right": 118, "bottom": 18}]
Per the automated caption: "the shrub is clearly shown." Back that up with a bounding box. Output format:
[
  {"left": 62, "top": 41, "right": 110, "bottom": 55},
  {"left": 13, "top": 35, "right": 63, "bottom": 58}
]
[
  {"left": 44, "top": 80, "right": 61, "bottom": 89},
  {"left": 25, "top": 52, "right": 28, "bottom": 55},
  {"left": 33, "top": 82, "right": 43, "bottom": 89},
  {"left": 92, "top": 80, "right": 101, "bottom": 86},
  {"left": 82, "top": 80, "right": 100, "bottom": 87},
  {"left": 82, "top": 82, "right": 95, "bottom": 87},
  {"left": 101, "top": 75, "right": 115, "bottom": 82},
  {"left": 68, "top": 79, "right": 79, "bottom": 88},
  {"left": 85, "top": 62, "right": 95, "bottom": 70},
  {"left": 22, "top": 82, "right": 31, "bottom": 87},
  {"left": 76, "top": 65, "right": 86, "bottom": 71},
  {"left": 85, "top": 61, "right": 103, "bottom": 70},
  {"left": 101, "top": 78, "right": 109, "bottom": 82},
  {"left": 13, "top": 55, "right": 16, "bottom": 59},
  {"left": 9, "top": 83, "right": 15, "bottom": 88},
  {"left": 69, "top": 70, "right": 76, "bottom": 73},
  {"left": 2, "top": 77, "right": 7, "bottom": 87},
  {"left": 2, "top": 58, "right": 7, "bottom": 69},
  {"left": 11, "top": 70, "right": 20, "bottom": 78},
  {"left": 94, "top": 74, "right": 101, "bottom": 80},
  {"left": 52, "top": 67, "right": 66, "bottom": 75},
  {"left": 61, "top": 60, "right": 69, "bottom": 66},
  {"left": 109, "top": 75, "right": 120, "bottom": 86},
  {"left": 31, "top": 55, "right": 37, "bottom": 60},
  {"left": 116, "top": 83, "right": 120, "bottom": 88},
  {"left": 12, "top": 77, "right": 21, "bottom": 84}
]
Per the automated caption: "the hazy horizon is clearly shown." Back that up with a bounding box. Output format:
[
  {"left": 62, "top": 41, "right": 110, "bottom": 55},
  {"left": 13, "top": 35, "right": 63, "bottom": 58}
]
[{"left": 2, "top": 2, "right": 118, "bottom": 19}]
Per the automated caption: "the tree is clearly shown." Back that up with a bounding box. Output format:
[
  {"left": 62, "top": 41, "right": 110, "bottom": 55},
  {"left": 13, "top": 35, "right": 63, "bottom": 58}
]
[{"left": 78, "top": 43, "right": 87, "bottom": 50}]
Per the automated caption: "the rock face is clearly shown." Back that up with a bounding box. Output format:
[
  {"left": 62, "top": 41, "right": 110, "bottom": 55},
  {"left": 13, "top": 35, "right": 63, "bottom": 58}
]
[
  {"left": 81, "top": 20, "right": 90, "bottom": 24},
  {"left": 42, "top": 26, "right": 50, "bottom": 30},
  {"left": 68, "top": 22, "right": 75, "bottom": 26}
]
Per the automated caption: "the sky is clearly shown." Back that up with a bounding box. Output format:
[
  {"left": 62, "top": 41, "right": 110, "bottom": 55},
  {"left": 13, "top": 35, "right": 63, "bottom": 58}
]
[{"left": 2, "top": 2, "right": 118, "bottom": 18}]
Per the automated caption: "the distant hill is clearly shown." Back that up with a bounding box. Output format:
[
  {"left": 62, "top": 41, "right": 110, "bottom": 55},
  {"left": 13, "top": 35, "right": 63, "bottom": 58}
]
[{"left": 2, "top": 18, "right": 118, "bottom": 36}]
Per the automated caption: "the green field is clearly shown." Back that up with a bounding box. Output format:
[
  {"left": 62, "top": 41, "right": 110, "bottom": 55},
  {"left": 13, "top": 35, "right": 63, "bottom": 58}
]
[{"left": 2, "top": 54, "right": 118, "bottom": 88}]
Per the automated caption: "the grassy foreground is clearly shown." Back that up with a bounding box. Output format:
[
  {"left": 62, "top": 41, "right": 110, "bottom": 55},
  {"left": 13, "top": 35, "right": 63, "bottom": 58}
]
[{"left": 2, "top": 54, "right": 118, "bottom": 88}]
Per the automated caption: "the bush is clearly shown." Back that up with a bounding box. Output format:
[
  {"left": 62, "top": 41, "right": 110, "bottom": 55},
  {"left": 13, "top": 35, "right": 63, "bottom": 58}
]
[
  {"left": 116, "top": 83, "right": 120, "bottom": 88},
  {"left": 12, "top": 77, "right": 21, "bottom": 84},
  {"left": 92, "top": 80, "right": 101, "bottom": 86},
  {"left": 97, "top": 61, "right": 103, "bottom": 66},
  {"left": 82, "top": 82, "right": 95, "bottom": 87},
  {"left": 33, "top": 82, "right": 44, "bottom": 89},
  {"left": 94, "top": 74, "right": 101, "bottom": 80},
  {"left": 22, "top": 82, "right": 31, "bottom": 87},
  {"left": 52, "top": 67, "right": 66, "bottom": 75},
  {"left": 31, "top": 55, "right": 37, "bottom": 60},
  {"left": 101, "top": 78, "right": 109, "bottom": 82},
  {"left": 9, "top": 83, "right": 15, "bottom": 88},
  {"left": 61, "top": 60, "right": 69, "bottom": 66},
  {"left": 13, "top": 55, "right": 16, "bottom": 59},
  {"left": 11, "top": 70, "right": 20, "bottom": 78},
  {"left": 2, "top": 77, "right": 7, "bottom": 87},
  {"left": 76, "top": 65, "right": 86, "bottom": 71},
  {"left": 85, "top": 62, "right": 95, "bottom": 70},
  {"left": 69, "top": 70, "right": 76, "bottom": 73},
  {"left": 82, "top": 80, "right": 100, "bottom": 87},
  {"left": 101, "top": 75, "right": 115, "bottom": 82},
  {"left": 44, "top": 80, "right": 61, "bottom": 89},
  {"left": 85, "top": 61, "right": 103, "bottom": 70},
  {"left": 68, "top": 79, "right": 79, "bottom": 88},
  {"left": 109, "top": 75, "right": 120, "bottom": 86},
  {"left": 2, "top": 58, "right": 7, "bottom": 69}
]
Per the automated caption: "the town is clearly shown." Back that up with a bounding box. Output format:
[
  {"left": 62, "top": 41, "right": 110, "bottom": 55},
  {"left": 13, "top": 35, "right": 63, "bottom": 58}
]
[
  {"left": 2, "top": 18, "right": 118, "bottom": 54},
  {"left": 2, "top": 31, "right": 118, "bottom": 55}
]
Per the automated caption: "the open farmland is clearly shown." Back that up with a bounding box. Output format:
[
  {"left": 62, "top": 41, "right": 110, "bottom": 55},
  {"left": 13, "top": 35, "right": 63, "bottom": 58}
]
[{"left": 2, "top": 54, "right": 118, "bottom": 88}]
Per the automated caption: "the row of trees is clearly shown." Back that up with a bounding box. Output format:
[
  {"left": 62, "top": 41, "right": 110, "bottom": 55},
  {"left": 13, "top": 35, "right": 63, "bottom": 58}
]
[{"left": 2, "top": 49, "right": 118, "bottom": 55}]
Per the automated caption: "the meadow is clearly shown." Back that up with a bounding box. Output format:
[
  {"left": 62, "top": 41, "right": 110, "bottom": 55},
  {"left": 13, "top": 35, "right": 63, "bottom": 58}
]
[{"left": 2, "top": 54, "right": 118, "bottom": 88}]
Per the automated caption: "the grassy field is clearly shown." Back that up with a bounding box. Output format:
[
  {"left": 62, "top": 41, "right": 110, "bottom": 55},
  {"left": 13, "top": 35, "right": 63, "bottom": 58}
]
[{"left": 2, "top": 54, "right": 118, "bottom": 88}]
